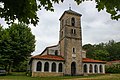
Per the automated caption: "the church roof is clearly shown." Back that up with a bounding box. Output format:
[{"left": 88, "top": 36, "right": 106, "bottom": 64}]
[
  {"left": 59, "top": 9, "right": 82, "bottom": 20},
  {"left": 65, "top": 9, "right": 82, "bottom": 16},
  {"left": 83, "top": 58, "right": 106, "bottom": 63},
  {"left": 32, "top": 55, "right": 106, "bottom": 63},
  {"left": 32, "top": 54, "right": 64, "bottom": 61}
]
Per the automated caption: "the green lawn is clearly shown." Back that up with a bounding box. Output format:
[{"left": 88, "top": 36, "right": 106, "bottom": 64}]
[{"left": 0, "top": 72, "right": 120, "bottom": 80}]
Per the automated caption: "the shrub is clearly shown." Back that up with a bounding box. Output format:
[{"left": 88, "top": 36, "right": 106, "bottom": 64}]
[{"left": 105, "top": 64, "right": 120, "bottom": 73}]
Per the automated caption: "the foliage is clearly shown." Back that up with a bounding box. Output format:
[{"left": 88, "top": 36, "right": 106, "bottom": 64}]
[
  {"left": 76, "top": 0, "right": 120, "bottom": 20},
  {"left": 0, "top": 0, "right": 120, "bottom": 26},
  {"left": 0, "top": 0, "right": 63, "bottom": 26},
  {"left": 0, "top": 23, "right": 35, "bottom": 73},
  {"left": 106, "top": 64, "right": 120, "bottom": 73},
  {"left": 93, "top": 50, "right": 109, "bottom": 61},
  {"left": 106, "top": 41, "right": 120, "bottom": 60},
  {"left": 12, "top": 60, "right": 28, "bottom": 72},
  {"left": 83, "top": 44, "right": 95, "bottom": 59},
  {"left": 83, "top": 40, "right": 120, "bottom": 61}
]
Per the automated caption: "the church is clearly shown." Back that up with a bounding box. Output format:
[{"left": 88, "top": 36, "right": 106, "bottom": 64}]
[{"left": 29, "top": 9, "right": 106, "bottom": 77}]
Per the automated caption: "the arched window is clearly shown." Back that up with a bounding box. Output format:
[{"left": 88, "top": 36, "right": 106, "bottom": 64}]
[
  {"left": 61, "top": 31, "right": 63, "bottom": 37},
  {"left": 36, "top": 61, "right": 42, "bottom": 71},
  {"left": 71, "top": 17, "right": 75, "bottom": 26},
  {"left": 55, "top": 50, "right": 58, "bottom": 55},
  {"left": 71, "top": 29, "right": 76, "bottom": 35},
  {"left": 51, "top": 62, "right": 56, "bottom": 72},
  {"left": 100, "top": 65, "right": 102, "bottom": 73},
  {"left": 94, "top": 65, "right": 97, "bottom": 73},
  {"left": 58, "top": 63, "right": 63, "bottom": 72},
  {"left": 72, "top": 48, "right": 76, "bottom": 53},
  {"left": 71, "top": 62, "right": 76, "bottom": 76},
  {"left": 89, "top": 64, "right": 92, "bottom": 73},
  {"left": 74, "top": 29, "right": 76, "bottom": 34},
  {"left": 44, "top": 62, "right": 49, "bottom": 72},
  {"left": 83, "top": 64, "right": 87, "bottom": 73}
]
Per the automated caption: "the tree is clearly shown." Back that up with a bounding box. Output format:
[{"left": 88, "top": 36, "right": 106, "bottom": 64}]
[
  {"left": 0, "top": 23, "right": 35, "bottom": 73},
  {"left": 93, "top": 49, "right": 109, "bottom": 61},
  {"left": 76, "top": 0, "right": 120, "bottom": 20},
  {"left": 0, "top": 25, "right": 11, "bottom": 71},
  {"left": 82, "top": 44, "right": 95, "bottom": 58},
  {"left": 0, "top": 0, "right": 119, "bottom": 26},
  {"left": 83, "top": 40, "right": 120, "bottom": 61},
  {"left": 0, "top": 0, "right": 63, "bottom": 26},
  {"left": 106, "top": 41, "right": 120, "bottom": 60}
]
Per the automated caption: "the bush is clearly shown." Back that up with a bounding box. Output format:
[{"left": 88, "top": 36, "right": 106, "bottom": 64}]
[{"left": 106, "top": 64, "right": 120, "bottom": 73}]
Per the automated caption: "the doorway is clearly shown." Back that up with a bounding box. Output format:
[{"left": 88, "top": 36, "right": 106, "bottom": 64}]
[{"left": 71, "top": 62, "right": 76, "bottom": 76}]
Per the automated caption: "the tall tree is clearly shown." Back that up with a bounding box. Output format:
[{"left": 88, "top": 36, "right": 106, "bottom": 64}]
[
  {"left": 83, "top": 40, "right": 120, "bottom": 61},
  {"left": 0, "top": 25, "right": 11, "bottom": 70},
  {"left": 0, "top": 0, "right": 119, "bottom": 26},
  {"left": 106, "top": 41, "right": 120, "bottom": 60},
  {"left": 0, "top": 23, "right": 35, "bottom": 73},
  {"left": 83, "top": 44, "right": 95, "bottom": 59},
  {"left": 93, "top": 49, "right": 109, "bottom": 61}
]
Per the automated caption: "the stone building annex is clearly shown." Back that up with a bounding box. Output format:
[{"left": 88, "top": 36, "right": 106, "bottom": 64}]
[{"left": 29, "top": 9, "right": 106, "bottom": 77}]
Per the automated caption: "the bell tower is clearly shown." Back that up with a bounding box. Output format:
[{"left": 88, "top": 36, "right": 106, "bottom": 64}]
[{"left": 59, "top": 9, "right": 83, "bottom": 75}]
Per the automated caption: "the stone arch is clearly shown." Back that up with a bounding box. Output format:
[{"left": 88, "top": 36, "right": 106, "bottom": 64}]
[
  {"left": 71, "top": 17, "right": 75, "bottom": 26},
  {"left": 44, "top": 62, "right": 49, "bottom": 72},
  {"left": 36, "top": 61, "right": 42, "bottom": 71},
  {"left": 94, "top": 65, "right": 97, "bottom": 73},
  {"left": 51, "top": 62, "right": 56, "bottom": 72},
  {"left": 83, "top": 64, "right": 87, "bottom": 73},
  {"left": 58, "top": 63, "right": 63, "bottom": 72},
  {"left": 89, "top": 64, "right": 92, "bottom": 73},
  {"left": 71, "top": 62, "right": 76, "bottom": 76},
  {"left": 100, "top": 65, "right": 103, "bottom": 73}
]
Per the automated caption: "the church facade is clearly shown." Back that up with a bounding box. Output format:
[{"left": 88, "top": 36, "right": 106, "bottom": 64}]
[{"left": 29, "top": 9, "right": 106, "bottom": 77}]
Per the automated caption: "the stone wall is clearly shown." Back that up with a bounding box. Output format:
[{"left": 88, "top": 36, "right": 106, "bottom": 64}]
[{"left": 32, "top": 72, "right": 64, "bottom": 77}]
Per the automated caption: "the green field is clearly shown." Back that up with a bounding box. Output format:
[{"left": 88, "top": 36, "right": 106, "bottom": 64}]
[{"left": 0, "top": 73, "right": 120, "bottom": 80}]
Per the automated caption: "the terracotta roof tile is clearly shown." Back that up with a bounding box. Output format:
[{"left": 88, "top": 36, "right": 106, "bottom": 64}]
[
  {"left": 83, "top": 58, "right": 106, "bottom": 63},
  {"left": 32, "top": 55, "right": 64, "bottom": 61},
  {"left": 32, "top": 55, "right": 106, "bottom": 63}
]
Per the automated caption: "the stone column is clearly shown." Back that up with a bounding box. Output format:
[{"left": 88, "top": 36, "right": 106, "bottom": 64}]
[
  {"left": 92, "top": 64, "right": 95, "bottom": 74},
  {"left": 56, "top": 63, "right": 59, "bottom": 73},
  {"left": 62, "top": 63, "right": 64, "bottom": 73},
  {"left": 32, "top": 60, "right": 37, "bottom": 72},
  {"left": 87, "top": 64, "right": 90, "bottom": 74},
  {"left": 102, "top": 64, "right": 105, "bottom": 74},
  {"left": 49, "top": 62, "right": 52, "bottom": 72},
  {"left": 97, "top": 64, "right": 100, "bottom": 73},
  {"left": 41, "top": 61, "right": 44, "bottom": 72}
]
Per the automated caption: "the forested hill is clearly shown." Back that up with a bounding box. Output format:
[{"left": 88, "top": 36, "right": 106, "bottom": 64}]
[{"left": 82, "top": 40, "right": 120, "bottom": 61}]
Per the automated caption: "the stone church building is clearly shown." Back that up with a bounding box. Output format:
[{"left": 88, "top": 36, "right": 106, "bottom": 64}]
[{"left": 29, "top": 9, "right": 106, "bottom": 77}]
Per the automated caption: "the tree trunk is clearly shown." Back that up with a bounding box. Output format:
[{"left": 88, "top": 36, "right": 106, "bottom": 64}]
[{"left": 8, "top": 63, "right": 12, "bottom": 74}]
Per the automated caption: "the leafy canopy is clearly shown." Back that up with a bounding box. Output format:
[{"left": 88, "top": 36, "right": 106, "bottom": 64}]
[
  {"left": 83, "top": 40, "right": 120, "bottom": 61},
  {"left": 0, "top": 0, "right": 120, "bottom": 26},
  {"left": 0, "top": 23, "right": 35, "bottom": 72}
]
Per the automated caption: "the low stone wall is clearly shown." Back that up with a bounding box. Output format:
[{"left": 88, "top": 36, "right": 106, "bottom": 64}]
[{"left": 32, "top": 72, "right": 64, "bottom": 77}]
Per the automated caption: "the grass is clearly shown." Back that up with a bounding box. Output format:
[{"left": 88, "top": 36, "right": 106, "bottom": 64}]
[{"left": 0, "top": 72, "right": 120, "bottom": 80}]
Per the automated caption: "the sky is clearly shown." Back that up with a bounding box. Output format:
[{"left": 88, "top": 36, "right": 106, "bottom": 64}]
[{"left": 0, "top": 0, "right": 120, "bottom": 55}]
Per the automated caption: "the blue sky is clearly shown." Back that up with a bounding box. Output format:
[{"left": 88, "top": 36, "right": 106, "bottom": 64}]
[{"left": 0, "top": 0, "right": 120, "bottom": 55}]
